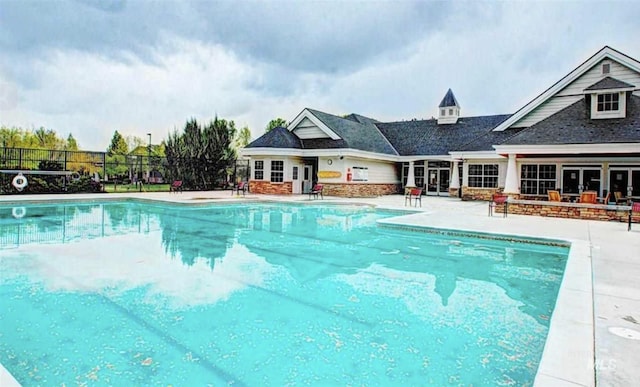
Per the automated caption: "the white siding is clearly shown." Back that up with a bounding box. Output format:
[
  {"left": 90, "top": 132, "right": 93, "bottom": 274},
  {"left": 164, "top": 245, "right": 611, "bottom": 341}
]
[
  {"left": 512, "top": 95, "right": 582, "bottom": 128},
  {"left": 316, "top": 157, "right": 398, "bottom": 184},
  {"left": 556, "top": 60, "right": 640, "bottom": 97},
  {"left": 513, "top": 59, "right": 640, "bottom": 128},
  {"left": 349, "top": 158, "right": 398, "bottom": 184},
  {"left": 291, "top": 117, "right": 330, "bottom": 139}
]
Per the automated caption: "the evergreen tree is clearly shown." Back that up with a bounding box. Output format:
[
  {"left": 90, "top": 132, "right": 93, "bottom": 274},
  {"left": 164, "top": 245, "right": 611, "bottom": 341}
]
[
  {"left": 165, "top": 117, "right": 236, "bottom": 190},
  {"left": 66, "top": 134, "right": 79, "bottom": 150},
  {"left": 106, "top": 130, "right": 128, "bottom": 155}
]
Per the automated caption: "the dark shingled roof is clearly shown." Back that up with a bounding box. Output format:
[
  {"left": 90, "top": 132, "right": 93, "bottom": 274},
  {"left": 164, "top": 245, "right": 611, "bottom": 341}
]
[
  {"left": 457, "top": 127, "right": 524, "bottom": 151},
  {"left": 438, "top": 89, "right": 459, "bottom": 108},
  {"left": 305, "top": 109, "right": 398, "bottom": 155},
  {"left": 376, "top": 114, "right": 511, "bottom": 155},
  {"left": 502, "top": 95, "right": 640, "bottom": 145},
  {"left": 245, "top": 126, "right": 301, "bottom": 148},
  {"left": 584, "top": 76, "right": 635, "bottom": 91}
]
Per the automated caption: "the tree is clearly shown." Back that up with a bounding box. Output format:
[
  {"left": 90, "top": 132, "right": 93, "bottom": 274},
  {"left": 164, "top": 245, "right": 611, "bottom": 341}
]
[
  {"left": 265, "top": 118, "right": 287, "bottom": 133},
  {"left": 106, "top": 130, "right": 128, "bottom": 155},
  {"left": 165, "top": 116, "right": 237, "bottom": 190},
  {"left": 66, "top": 134, "right": 79, "bottom": 151},
  {"left": 234, "top": 126, "right": 252, "bottom": 149}
]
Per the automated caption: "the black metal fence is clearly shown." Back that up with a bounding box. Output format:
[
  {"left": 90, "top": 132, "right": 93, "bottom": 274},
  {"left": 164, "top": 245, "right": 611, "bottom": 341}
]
[{"left": 1, "top": 147, "right": 251, "bottom": 194}]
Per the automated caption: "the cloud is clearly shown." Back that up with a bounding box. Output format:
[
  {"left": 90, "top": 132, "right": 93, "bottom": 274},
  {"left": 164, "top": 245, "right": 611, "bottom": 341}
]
[{"left": 1, "top": 0, "right": 639, "bottom": 150}]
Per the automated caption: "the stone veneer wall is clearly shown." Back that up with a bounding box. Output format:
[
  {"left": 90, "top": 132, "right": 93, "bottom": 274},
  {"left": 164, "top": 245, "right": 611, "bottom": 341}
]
[
  {"left": 323, "top": 183, "right": 401, "bottom": 198},
  {"left": 495, "top": 200, "right": 636, "bottom": 223},
  {"left": 461, "top": 186, "right": 501, "bottom": 201},
  {"left": 249, "top": 180, "right": 293, "bottom": 195}
]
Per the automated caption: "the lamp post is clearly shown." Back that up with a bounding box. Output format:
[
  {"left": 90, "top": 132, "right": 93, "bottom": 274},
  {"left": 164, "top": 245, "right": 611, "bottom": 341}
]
[{"left": 147, "top": 133, "right": 151, "bottom": 183}]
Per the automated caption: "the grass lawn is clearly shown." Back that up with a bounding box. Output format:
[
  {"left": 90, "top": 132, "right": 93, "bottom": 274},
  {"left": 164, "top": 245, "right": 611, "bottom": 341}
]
[{"left": 103, "top": 182, "right": 170, "bottom": 193}]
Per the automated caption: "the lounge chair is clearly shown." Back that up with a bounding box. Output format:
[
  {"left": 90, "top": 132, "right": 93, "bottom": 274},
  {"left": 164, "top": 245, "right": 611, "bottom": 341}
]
[
  {"left": 629, "top": 202, "right": 640, "bottom": 231},
  {"left": 404, "top": 188, "right": 423, "bottom": 207},
  {"left": 578, "top": 191, "right": 597, "bottom": 204},
  {"left": 488, "top": 193, "right": 508, "bottom": 217},
  {"left": 547, "top": 190, "right": 561, "bottom": 202},
  {"left": 309, "top": 184, "right": 323, "bottom": 200},
  {"left": 232, "top": 181, "right": 247, "bottom": 196},
  {"left": 614, "top": 191, "right": 626, "bottom": 204},
  {"left": 170, "top": 180, "right": 183, "bottom": 193}
]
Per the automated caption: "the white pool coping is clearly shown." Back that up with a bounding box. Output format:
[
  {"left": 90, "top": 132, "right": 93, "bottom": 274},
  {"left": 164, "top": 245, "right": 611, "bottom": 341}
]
[{"left": 3, "top": 191, "right": 639, "bottom": 386}]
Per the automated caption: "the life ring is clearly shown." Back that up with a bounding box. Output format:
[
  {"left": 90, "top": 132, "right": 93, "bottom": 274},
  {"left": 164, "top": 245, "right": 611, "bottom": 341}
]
[
  {"left": 12, "top": 207, "right": 26, "bottom": 219},
  {"left": 12, "top": 173, "right": 28, "bottom": 191},
  {"left": 71, "top": 172, "right": 81, "bottom": 181}
]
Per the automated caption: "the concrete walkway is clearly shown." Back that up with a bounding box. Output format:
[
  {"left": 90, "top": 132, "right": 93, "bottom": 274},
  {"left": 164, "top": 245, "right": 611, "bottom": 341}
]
[{"left": 1, "top": 191, "right": 639, "bottom": 386}]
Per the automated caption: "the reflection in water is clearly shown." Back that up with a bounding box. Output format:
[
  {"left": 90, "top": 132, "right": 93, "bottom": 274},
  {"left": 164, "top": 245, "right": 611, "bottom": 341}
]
[{"left": 0, "top": 202, "right": 567, "bottom": 323}]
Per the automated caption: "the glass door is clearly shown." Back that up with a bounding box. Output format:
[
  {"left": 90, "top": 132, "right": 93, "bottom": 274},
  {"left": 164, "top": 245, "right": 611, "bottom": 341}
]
[
  {"left": 562, "top": 167, "right": 601, "bottom": 196},
  {"left": 438, "top": 169, "right": 450, "bottom": 195},
  {"left": 427, "top": 168, "right": 438, "bottom": 194},
  {"left": 609, "top": 168, "right": 640, "bottom": 198}
]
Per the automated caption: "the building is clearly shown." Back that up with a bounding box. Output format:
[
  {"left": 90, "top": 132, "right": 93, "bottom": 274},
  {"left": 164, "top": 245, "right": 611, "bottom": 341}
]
[{"left": 241, "top": 46, "right": 640, "bottom": 201}]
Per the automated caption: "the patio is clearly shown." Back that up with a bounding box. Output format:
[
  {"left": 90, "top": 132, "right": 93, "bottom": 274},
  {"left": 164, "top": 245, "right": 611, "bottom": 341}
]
[{"left": 1, "top": 191, "right": 639, "bottom": 387}]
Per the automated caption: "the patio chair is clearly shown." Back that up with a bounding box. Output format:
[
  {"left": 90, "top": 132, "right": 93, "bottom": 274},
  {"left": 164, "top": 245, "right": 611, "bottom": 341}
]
[
  {"left": 309, "top": 184, "right": 324, "bottom": 200},
  {"left": 488, "top": 193, "right": 508, "bottom": 217},
  {"left": 547, "top": 190, "right": 561, "bottom": 202},
  {"left": 578, "top": 191, "right": 597, "bottom": 204},
  {"left": 232, "top": 181, "right": 247, "bottom": 196},
  {"left": 404, "top": 188, "right": 423, "bottom": 207},
  {"left": 629, "top": 202, "right": 640, "bottom": 231},
  {"left": 614, "top": 191, "right": 626, "bottom": 204},
  {"left": 170, "top": 180, "right": 183, "bottom": 193}
]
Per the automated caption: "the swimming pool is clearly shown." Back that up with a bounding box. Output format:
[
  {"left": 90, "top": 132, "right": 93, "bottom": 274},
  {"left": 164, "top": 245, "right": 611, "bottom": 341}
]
[{"left": 0, "top": 201, "right": 568, "bottom": 386}]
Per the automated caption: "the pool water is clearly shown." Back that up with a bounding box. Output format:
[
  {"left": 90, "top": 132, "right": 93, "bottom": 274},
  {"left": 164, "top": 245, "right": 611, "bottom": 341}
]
[{"left": 0, "top": 202, "right": 568, "bottom": 386}]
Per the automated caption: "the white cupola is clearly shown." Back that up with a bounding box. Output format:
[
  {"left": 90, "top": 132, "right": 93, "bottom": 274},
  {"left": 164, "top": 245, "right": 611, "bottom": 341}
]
[{"left": 437, "top": 88, "right": 460, "bottom": 124}]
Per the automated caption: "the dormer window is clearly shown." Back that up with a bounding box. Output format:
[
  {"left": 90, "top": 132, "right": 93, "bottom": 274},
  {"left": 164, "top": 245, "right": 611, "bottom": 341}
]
[
  {"left": 583, "top": 76, "right": 634, "bottom": 120},
  {"left": 597, "top": 93, "right": 619, "bottom": 112},
  {"left": 590, "top": 91, "right": 625, "bottom": 119}
]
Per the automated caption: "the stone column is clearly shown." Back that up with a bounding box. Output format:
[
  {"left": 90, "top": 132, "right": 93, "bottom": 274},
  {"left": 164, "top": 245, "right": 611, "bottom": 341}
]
[{"left": 504, "top": 153, "right": 519, "bottom": 194}]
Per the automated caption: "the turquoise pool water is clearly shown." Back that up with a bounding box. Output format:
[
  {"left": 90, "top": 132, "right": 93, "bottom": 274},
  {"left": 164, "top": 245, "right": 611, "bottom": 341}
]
[{"left": 0, "top": 201, "right": 568, "bottom": 386}]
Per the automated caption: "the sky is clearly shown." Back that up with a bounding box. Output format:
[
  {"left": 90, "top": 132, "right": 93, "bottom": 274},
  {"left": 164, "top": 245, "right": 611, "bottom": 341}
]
[{"left": 1, "top": 0, "right": 639, "bottom": 152}]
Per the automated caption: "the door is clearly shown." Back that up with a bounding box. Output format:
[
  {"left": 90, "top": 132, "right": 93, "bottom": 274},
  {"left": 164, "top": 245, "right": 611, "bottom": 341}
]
[
  {"left": 562, "top": 167, "right": 601, "bottom": 196},
  {"left": 438, "top": 169, "right": 450, "bottom": 196},
  {"left": 609, "top": 168, "right": 640, "bottom": 198},
  {"left": 302, "top": 165, "right": 312, "bottom": 194},
  {"left": 292, "top": 165, "right": 302, "bottom": 194},
  {"left": 426, "top": 167, "right": 450, "bottom": 196}
]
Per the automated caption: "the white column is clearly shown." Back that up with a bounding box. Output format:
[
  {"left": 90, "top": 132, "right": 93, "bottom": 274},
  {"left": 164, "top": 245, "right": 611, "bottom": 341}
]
[
  {"left": 504, "top": 154, "right": 519, "bottom": 194},
  {"left": 449, "top": 160, "right": 460, "bottom": 189},
  {"left": 405, "top": 161, "right": 416, "bottom": 187}
]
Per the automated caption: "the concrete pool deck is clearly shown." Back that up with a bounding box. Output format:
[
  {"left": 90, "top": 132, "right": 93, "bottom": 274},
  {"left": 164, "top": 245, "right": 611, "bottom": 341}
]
[{"left": 1, "top": 191, "right": 639, "bottom": 387}]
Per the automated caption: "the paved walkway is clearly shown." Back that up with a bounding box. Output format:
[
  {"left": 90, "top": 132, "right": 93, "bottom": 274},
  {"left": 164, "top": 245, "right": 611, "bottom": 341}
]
[{"left": 1, "top": 191, "right": 639, "bottom": 387}]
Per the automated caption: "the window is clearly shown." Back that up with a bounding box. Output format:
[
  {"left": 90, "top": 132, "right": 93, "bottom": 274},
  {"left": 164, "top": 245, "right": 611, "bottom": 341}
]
[
  {"left": 440, "top": 109, "right": 445, "bottom": 116},
  {"left": 468, "top": 164, "right": 498, "bottom": 188},
  {"left": 353, "top": 166, "right": 368, "bottom": 181},
  {"left": 270, "top": 160, "right": 284, "bottom": 182},
  {"left": 254, "top": 160, "right": 264, "bottom": 180},
  {"left": 597, "top": 93, "right": 619, "bottom": 112},
  {"left": 602, "top": 63, "right": 610, "bottom": 74},
  {"left": 449, "top": 108, "right": 453, "bottom": 115},
  {"left": 520, "top": 164, "right": 556, "bottom": 195},
  {"left": 292, "top": 166, "right": 298, "bottom": 180}
]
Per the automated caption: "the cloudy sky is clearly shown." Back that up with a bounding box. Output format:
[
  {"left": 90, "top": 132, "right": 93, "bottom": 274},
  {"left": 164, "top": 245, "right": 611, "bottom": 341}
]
[{"left": 1, "top": 0, "right": 639, "bottom": 151}]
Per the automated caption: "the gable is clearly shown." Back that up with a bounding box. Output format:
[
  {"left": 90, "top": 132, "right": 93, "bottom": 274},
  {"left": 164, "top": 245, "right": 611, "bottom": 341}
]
[
  {"left": 291, "top": 117, "right": 331, "bottom": 139},
  {"left": 288, "top": 109, "right": 341, "bottom": 140},
  {"left": 495, "top": 46, "right": 640, "bottom": 131}
]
